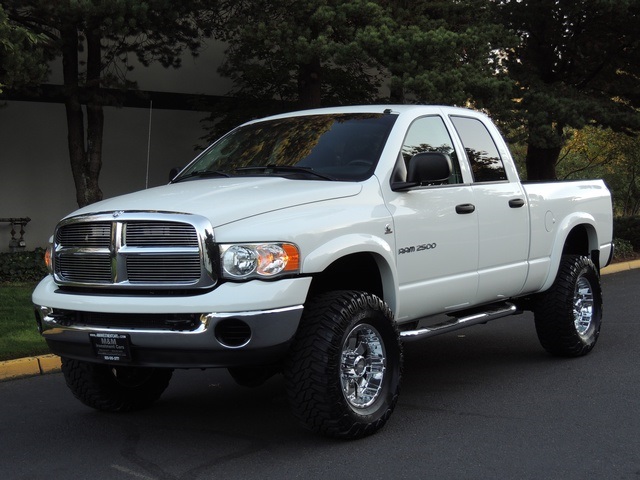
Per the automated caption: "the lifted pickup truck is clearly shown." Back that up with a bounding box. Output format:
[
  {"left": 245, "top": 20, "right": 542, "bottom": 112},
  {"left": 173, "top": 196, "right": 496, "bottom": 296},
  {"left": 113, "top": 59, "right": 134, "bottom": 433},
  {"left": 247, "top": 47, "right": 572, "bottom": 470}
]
[{"left": 33, "top": 105, "right": 613, "bottom": 438}]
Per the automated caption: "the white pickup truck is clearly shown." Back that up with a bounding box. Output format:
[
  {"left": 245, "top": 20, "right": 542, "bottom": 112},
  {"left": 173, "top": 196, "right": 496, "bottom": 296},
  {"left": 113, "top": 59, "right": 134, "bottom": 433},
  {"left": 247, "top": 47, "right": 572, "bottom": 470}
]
[{"left": 33, "top": 105, "right": 613, "bottom": 438}]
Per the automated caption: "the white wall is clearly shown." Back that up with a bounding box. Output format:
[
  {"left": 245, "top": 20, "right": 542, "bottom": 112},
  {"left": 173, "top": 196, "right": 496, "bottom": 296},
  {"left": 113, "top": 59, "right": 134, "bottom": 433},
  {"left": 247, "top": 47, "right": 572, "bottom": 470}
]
[{"left": 0, "top": 101, "right": 209, "bottom": 252}]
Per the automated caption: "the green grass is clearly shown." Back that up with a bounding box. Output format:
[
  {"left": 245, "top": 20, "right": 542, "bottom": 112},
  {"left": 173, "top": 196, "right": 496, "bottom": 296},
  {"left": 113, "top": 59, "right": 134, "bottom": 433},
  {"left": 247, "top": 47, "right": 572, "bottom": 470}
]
[{"left": 0, "top": 282, "right": 50, "bottom": 361}]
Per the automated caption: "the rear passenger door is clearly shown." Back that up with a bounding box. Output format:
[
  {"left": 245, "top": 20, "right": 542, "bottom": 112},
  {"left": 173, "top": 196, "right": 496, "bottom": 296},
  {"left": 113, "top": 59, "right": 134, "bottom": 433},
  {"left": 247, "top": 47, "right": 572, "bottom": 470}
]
[{"left": 449, "top": 115, "right": 530, "bottom": 302}]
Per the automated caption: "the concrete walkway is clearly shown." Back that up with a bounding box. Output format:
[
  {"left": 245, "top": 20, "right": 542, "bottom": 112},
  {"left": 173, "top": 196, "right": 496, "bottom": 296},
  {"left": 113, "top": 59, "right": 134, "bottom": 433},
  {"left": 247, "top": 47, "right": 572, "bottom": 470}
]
[{"left": 3, "top": 258, "right": 640, "bottom": 382}]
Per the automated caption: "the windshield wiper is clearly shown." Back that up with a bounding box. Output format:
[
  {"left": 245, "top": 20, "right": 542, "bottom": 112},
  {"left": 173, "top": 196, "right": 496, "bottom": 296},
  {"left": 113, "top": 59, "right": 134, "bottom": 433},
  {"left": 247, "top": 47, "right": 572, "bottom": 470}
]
[
  {"left": 172, "top": 170, "right": 231, "bottom": 183},
  {"left": 235, "top": 165, "right": 336, "bottom": 181}
]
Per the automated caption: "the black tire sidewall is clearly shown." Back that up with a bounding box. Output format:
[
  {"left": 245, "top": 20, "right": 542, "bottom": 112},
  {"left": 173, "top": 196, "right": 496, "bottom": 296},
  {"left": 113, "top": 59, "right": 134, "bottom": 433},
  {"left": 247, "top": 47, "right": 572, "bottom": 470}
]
[
  {"left": 534, "top": 255, "right": 603, "bottom": 356},
  {"left": 61, "top": 358, "right": 173, "bottom": 412},
  {"left": 285, "top": 290, "right": 403, "bottom": 438}
]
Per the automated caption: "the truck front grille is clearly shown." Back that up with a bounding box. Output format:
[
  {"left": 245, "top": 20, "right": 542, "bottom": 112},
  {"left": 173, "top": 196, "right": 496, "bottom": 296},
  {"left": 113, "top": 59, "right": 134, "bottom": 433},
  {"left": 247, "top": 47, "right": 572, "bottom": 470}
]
[
  {"left": 56, "top": 222, "right": 112, "bottom": 248},
  {"left": 125, "top": 221, "right": 198, "bottom": 247},
  {"left": 126, "top": 255, "right": 201, "bottom": 283},
  {"left": 53, "top": 212, "right": 217, "bottom": 289},
  {"left": 57, "top": 254, "right": 112, "bottom": 283}
]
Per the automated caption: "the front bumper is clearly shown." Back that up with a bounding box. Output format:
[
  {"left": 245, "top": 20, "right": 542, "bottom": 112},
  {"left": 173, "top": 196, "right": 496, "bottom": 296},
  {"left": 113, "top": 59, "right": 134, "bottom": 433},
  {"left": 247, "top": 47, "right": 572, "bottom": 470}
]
[{"left": 33, "top": 276, "right": 311, "bottom": 368}]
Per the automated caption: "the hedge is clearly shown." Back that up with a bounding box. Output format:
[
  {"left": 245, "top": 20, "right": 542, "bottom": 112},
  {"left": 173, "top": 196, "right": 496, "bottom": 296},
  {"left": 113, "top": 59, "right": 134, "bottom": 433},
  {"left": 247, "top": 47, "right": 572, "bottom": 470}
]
[
  {"left": 613, "top": 216, "right": 640, "bottom": 252},
  {"left": 0, "top": 249, "right": 49, "bottom": 283}
]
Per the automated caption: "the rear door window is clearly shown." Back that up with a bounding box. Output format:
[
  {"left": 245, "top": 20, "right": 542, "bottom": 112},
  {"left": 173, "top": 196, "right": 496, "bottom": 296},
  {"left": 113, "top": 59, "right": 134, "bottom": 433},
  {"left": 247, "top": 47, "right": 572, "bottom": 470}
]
[{"left": 450, "top": 116, "right": 507, "bottom": 183}]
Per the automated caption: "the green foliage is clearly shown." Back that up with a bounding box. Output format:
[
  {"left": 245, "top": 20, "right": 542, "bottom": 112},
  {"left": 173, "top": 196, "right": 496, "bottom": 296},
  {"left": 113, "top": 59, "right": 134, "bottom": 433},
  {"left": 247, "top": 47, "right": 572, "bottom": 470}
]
[
  {"left": 360, "top": 0, "right": 516, "bottom": 108},
  {"left": 204, "top": 0, "right": 517, "bottom": 141},
  {"left": 496, "top": 0, "right": 640, "bottom": 180},
  {"left": 0, "top": 282, "right": 48, "bottom": 361},
  {"left": 613, "top": 238, "right": 635, "bottom": 261},
  {"left": 554, "top": 126, "right": 640, "bottom": 216},
  {"left": 613, "top": 216, "right": 640, "bottom": 252},
  {"left": 2, "top": 0, "right": 213, "bottom": 88},
  {"left": 217, "top": 0, "right": 382, "bottom": 103},
  {"left": 0, "top": 249, "right": 48, "bottom": 283},
  {"left": 0, "top": 4, "right": 47, "bottom": 93}
]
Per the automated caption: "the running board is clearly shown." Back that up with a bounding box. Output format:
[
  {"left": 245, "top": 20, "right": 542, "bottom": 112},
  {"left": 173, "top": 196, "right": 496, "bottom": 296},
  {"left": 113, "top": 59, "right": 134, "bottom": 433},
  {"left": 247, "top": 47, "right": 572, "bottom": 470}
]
[{"left": 399, "top": 302, "right": 520, "bottom": 342}]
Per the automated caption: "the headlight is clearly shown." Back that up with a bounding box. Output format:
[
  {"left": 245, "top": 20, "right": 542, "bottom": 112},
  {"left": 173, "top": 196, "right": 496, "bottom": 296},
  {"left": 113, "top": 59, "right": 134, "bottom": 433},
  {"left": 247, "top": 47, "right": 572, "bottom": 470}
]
[{"left": 220, "top": 243, "right": 300, "bottom": 280}]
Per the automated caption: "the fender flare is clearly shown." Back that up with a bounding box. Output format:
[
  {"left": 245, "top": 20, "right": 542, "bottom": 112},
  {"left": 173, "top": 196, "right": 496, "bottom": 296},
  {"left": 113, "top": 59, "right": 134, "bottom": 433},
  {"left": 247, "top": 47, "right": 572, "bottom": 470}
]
[
  {"left": 540, "top": 213, "right": 599, "bottom": 292},
  {"left": 302, "top": 234, "right": 399, "bottom": 313}
]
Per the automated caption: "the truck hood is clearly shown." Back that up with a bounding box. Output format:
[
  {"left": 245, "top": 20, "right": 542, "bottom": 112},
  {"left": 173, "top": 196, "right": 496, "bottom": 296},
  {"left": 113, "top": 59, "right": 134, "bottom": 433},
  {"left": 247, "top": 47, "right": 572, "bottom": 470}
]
[{"left": 67, "top": 177, "right": 363, "bottom": 227}]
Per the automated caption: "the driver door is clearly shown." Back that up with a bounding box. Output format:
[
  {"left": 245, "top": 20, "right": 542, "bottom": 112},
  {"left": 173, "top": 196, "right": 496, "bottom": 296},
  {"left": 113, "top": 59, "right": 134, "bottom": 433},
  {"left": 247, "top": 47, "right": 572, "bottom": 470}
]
[{"left": 386, "top": 115, "right": 479, "bottom": 322}]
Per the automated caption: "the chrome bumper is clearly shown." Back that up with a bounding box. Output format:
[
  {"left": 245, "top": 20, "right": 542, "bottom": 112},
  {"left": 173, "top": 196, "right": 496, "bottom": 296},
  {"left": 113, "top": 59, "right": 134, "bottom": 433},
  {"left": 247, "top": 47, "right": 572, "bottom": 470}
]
[{"left": 34, "top": 305, "right": 304, "bottom": 369}]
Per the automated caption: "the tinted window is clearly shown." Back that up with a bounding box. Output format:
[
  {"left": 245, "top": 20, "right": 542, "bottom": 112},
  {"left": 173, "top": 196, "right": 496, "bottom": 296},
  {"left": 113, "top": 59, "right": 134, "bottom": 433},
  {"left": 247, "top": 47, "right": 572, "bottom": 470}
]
[
  {"left": 450, "top": 116, "right": 507, "bottom": 182},
  {"left": 175, "top": 113, "right": 397, "bottom": 182},
  {"left": 398, "top": 116, "right": 463, "bottom": 184}
]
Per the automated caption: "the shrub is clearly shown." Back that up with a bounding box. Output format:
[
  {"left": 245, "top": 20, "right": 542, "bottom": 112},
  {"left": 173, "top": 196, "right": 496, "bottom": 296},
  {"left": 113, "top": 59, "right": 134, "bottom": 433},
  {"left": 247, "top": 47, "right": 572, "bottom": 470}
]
[
  {"left": 0, "top": 248, "right": 49, "bottom": 283},
  {"left": 613, "top": 216, "right": 640, "bottom": 251},
  {"left": 613, "top": 238, "right": 635, "bottom": 261}
]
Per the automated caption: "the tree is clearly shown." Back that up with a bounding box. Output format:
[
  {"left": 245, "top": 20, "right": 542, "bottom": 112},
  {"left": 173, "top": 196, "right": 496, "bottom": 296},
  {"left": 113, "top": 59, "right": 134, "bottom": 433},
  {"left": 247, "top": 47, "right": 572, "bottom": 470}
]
[
  {"left": 206, "top": 0, "right": 382, "bottom": 134},
  {"left": 498, "top": 0, "right": 640, "bottom": 180},
  {"left": 360, "top": 0, "right": 516, "bottom": 109},
  {"left": 3, "top": 0, "right": 213, "bottom": 207},
  {"left": 0, "top": 4, "right": 47, "bottom": 93},
  {"left": 204, "top": 0, "right": 516, "bottom": 141},
  {"left": 558, "top": 127, "right": 640, "bottom": 216}
]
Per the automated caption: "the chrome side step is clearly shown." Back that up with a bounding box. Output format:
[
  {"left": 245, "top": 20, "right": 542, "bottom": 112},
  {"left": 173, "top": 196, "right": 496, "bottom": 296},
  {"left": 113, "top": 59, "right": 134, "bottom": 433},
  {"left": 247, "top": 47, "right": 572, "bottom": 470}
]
[{"left": 399, "top": 302, "right": 520, "bottom": 342}]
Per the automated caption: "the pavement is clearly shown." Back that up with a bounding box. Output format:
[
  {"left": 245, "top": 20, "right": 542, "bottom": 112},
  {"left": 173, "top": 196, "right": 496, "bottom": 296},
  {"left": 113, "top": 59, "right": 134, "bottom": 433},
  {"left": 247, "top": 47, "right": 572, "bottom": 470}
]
[{"left": 3, "top": 258, "right": 640, "bottom": 383}]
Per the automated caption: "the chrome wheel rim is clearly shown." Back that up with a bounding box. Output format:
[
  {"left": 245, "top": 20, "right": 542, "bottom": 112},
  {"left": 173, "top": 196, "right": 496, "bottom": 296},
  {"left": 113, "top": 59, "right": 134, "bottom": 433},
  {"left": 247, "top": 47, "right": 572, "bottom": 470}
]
[
  {"left": 340, "top": 324, "right": 386, "bottom": 409},
  {"left": 574, "top": 276, "right": 594, "bottom": 336}
]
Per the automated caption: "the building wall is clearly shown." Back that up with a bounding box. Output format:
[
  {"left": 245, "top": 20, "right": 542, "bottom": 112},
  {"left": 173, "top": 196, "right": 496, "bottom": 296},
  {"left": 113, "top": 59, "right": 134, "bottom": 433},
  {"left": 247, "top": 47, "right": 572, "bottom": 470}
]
[
  {"left": 0, "top": 41, "right": 230, "bottom": 253},
  {"left": 0, "top": 101, "right": 210, "bottom": 252}
]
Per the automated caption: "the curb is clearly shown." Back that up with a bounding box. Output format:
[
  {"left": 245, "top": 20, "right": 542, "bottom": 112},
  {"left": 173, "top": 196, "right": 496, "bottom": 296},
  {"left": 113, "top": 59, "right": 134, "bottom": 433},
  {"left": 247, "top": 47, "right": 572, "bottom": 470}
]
[
  {"left": 2, "top": 259, "right": 639, "bottom": 383},
  {"left": 0, "top": 354, "right": 61, "bottom": 382},
  {"left": 600, "top": 258, "right": 640, "bottom": 275}
]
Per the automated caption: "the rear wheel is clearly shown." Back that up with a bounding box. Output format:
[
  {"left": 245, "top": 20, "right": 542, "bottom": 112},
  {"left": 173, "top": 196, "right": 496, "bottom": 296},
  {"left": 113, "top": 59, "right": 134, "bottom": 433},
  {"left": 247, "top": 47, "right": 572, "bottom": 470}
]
[
  {"left": 534, "top": 254, "right": 602, "bottom": 357},
  {"left": 284, "top": 291, "right": 402, "bottom": 439},
  {"left": 61, "top": 358, "right": 173, "bottom": 412}
]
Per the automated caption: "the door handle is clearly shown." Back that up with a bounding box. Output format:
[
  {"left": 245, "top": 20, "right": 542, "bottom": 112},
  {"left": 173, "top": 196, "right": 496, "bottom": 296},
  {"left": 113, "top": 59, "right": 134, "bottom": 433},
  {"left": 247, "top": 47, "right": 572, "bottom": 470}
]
[
  {"left": 509, "top": 198, "right": 525, "bottom": 208},
  {"left": 455, "top": 203, "right": 476, "bottom": 214}
]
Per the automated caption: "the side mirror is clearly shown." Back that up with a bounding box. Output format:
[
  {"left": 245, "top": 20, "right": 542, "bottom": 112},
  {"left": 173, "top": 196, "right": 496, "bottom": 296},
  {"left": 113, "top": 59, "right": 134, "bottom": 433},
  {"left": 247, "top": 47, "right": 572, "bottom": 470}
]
[
  {"left": 391, "top": 152, "right": 452, "bottom": 191},
  {"left": 407, "top": 152, "right": 452, "bottom": 184}
]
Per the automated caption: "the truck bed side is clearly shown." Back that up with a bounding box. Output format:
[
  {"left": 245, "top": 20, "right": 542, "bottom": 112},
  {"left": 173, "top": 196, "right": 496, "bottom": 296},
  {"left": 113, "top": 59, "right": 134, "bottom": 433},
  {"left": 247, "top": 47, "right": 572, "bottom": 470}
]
[{"left": 521, "top": 179, "right": 614, "bottom": 294}]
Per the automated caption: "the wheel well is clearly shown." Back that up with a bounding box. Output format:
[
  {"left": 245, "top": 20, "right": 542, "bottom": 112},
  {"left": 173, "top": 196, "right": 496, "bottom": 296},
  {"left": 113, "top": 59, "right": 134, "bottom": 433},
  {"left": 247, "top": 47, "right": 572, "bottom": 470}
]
[
  {"left": 562, "top": 224, "right": 600, "bottom": 269},
  {"left": 563, "top": 226, "right": 589, "bottom": 256},
  {"left": 307, "top": 253, "right": 384, "bottom": 301}
]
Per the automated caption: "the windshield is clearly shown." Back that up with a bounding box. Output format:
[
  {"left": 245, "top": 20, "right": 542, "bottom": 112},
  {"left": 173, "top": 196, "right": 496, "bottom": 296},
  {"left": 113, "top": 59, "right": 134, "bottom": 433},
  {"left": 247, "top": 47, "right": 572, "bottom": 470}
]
[{"left": 174, "top": 113, "right": 398, "bottom": 182}]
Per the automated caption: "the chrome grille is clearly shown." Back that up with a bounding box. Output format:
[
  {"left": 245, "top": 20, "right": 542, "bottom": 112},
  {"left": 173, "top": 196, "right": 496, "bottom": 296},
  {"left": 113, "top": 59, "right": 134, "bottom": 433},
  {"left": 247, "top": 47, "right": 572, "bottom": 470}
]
[
  {"left": 56, "top": 222, "right": 111, "bottom": 248},
  {"left": 56, "top": 254, "right": 112, "bottom": 283},
  {"left": 125, "top": 222, "right": 198, "bottom": 247},
  {"left": 126, "top": 255, "right": 201, "bottom": 283},
  {"left": 53, "top": 213, "right": 216, "bottom": 289}
]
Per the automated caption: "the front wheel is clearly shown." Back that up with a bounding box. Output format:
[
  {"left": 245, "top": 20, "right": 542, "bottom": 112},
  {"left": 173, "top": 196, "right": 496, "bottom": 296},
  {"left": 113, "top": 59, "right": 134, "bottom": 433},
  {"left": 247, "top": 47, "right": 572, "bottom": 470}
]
[
  {"left": 61, "top": 358, "right": 173, "bottom": 412},
  {"left": 534, "top": 254, "right": 603, "bottom": 357},
  {"left": 284, "top": 291, "right": 403, "bottom": 439}
]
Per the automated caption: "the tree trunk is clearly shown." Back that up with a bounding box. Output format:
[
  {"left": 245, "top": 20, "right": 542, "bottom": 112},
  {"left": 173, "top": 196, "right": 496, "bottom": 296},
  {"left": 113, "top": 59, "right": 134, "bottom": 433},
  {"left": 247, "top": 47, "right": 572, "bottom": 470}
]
[
  {"left": 388, "top": 73, "right": 405, "bottom": 103},
  {"left": 525, "top": 143, "right": 561, "bottom": 181},
  {"left": 84, "top": 25, "right": 104, "bottom": 206},
  {"left": 61, "top": 26, "right": 103, "bottom": 208},
  {"left": 297, "top": 58, "right": 322, "bottom": 109}
]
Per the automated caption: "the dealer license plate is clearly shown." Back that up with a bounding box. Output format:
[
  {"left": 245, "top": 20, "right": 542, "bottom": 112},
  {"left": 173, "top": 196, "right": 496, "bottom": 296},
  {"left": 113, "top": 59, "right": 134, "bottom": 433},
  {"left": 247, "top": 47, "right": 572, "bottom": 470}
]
[{"left": 89, "top": 333, "right": 132, "bottom": 362}]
